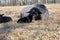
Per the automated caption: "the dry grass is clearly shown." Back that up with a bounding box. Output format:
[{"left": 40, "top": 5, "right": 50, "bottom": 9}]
[{"left": 0, "top": 4, "right": 60, "bottom": 40}]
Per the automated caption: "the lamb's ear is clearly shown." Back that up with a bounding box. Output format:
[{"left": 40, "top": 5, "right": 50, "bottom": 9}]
[
  {"left": 0, "top": 14, "right": 4, "bottom": 16},
  {"left": 26, "top": 11, "right": 31, "bottom": 13},
  {"left": 2, "top": 14, "right": 4, "bottom": 16}
]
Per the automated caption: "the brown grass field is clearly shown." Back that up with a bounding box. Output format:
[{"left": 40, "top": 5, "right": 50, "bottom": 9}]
[{"left": 0, "top": 4, "right": 60, "bottom": 40}]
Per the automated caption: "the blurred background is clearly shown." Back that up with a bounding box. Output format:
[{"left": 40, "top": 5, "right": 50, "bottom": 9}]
[{"left": 0, "top": 0, "right": 60, "bottom": 6}]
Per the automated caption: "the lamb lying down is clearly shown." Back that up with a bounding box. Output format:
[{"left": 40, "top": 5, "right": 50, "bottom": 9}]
[
  {"left": 17, "top": 3, "right": 49, "bottom": 23},
  {"left": 0, "top": 14, "right": 12, "bottom": 23}
]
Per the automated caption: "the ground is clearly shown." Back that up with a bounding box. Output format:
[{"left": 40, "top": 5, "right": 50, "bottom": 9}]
[{"left": 0, "top": 4, "right": 60, "bottom": 40}]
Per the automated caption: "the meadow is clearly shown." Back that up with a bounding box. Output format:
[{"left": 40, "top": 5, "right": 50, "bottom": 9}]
[{"left": 0, "top": 4, "right": 60, "bottom": 40}]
